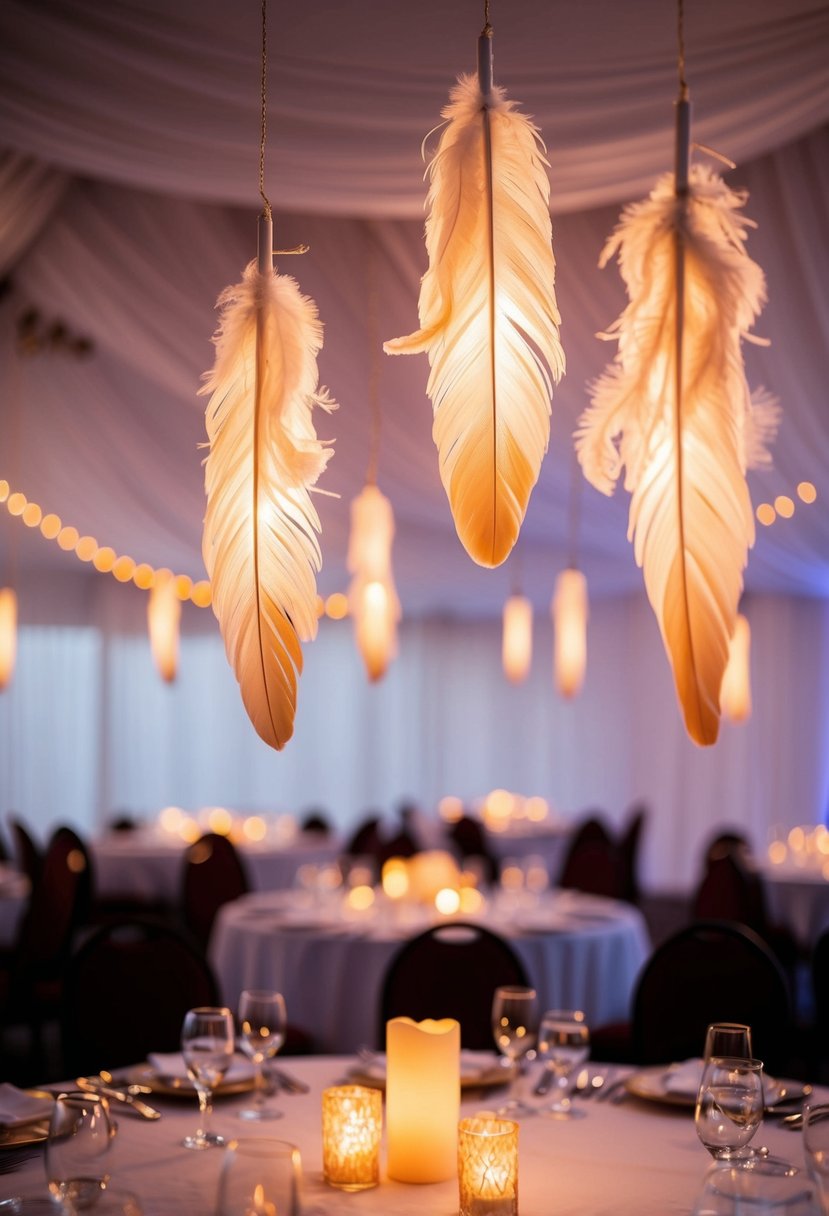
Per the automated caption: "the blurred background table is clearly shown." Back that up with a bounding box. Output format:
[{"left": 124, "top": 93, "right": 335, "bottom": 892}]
[
  {"left": 209, "top": 888, "right": 650, "bottom": 1051},
  {"left": 92, "top": 829, "right": 341, "bottom": 904}
]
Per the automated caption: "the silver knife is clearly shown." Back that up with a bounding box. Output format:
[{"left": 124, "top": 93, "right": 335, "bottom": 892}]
[{"left": 533, "top": 1066, "right": 555, "bottom": 1097}]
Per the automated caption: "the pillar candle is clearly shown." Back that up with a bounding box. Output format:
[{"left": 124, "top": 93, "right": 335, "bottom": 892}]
[{"left": 386, "top": 1016, "right": 460, "bottom": 1182}]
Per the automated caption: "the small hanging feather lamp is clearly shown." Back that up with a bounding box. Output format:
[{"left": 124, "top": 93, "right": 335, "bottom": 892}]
[
  {"left": 720, "top": 613, "right": 752, "bottom": 723},
  {"left": 502, "top": 594, "right": 532, "bottom": 684},
  {"left": 148, "top": 578, "right": 181, "bottom": 683},
  {"left": 347, "top": 484, "right": 400, "bottom": 682},
  {"left": 552, "top": 569, "right": 588, "bottom": 699},
  {"left": 0, "top": 588, "right": 17, "bottom": 690}
]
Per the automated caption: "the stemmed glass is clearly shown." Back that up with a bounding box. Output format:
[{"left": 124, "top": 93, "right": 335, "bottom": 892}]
[
  {"left": 181, "top": 1005, "right": 235, "bottom": 1150},
  {"left": 216, "top": 1139, "right": 302, "bottom": 1216},
  {"left": 491, "top": 985, "right": 540, "bottom": 1118},
  {"left": 46, "top": 1090, "right": 114, "bottom": 1213},
  {"left": 237, "top": 988, "right": 287, "bottom": 1121},
  {"left": 695, "top": 1056, "right": 765, "bottom": 1161},
  {"left": 536, "top": 1010, "right": 591, "bottom": 1119}
]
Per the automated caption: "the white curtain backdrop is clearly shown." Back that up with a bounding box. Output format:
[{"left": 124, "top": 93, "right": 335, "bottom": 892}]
[{"left": 1, "top": 576, "right": 826, "bottom": 892}]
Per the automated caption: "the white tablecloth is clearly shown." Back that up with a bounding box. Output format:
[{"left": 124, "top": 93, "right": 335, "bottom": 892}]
[
  {"left": 92, "top": 832, "right": 342, "bottom": 903},
  {"left": 209, "top": 890, "right": 651, "bottom": 1051},
  {"left": 764, "top": 863, "right": 829, "bottom": 948},
  {"left": 4, "top": 1056, "right": 818, "bottom": 1215},
  {"left": 484, "top": 822, "right": 571, "bottom": 876}
]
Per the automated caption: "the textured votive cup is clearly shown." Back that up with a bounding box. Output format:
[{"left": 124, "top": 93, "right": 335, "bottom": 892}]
[
  {"left": 322, "top": 1085, "right": 382, "bottom": 1191},
  {"left": 458, "top": 1115, "right": 519, "bottom": 1216}
]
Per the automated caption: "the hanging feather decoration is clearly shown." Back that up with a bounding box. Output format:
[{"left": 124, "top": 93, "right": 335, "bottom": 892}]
[
  {"left": 201, "top": 213, "right": 336, "bottom": 749},
  {"left": 347, "top": 484, "right": 400, "bottom": 682},
  {"left": 384, "top": 25, "right": 564, "bottom": 568},
  {"left": 552, "top": 568, "right": 588, "bottom": 698},
  {"left": 720, "top": 612, "right": 752, "bottom": 723},
  {"left": 502, "top": 594, "right": 532, "bottom": 684},
  {"left": 576, "top": 87, "right": 777, "bottom": 746}
]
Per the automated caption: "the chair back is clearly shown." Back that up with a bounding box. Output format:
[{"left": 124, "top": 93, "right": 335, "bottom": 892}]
[
  {"left": 447, "top": 816, "right": 498, "bottom": 885},
  {"left": 632, "top": 920, "right": 791, "bottom": 1072},
  {"left": 15, "top": 825, "right": 92, "bottom": 976},
  {"left": 558, "top": 816, "right": 623, "bottom": 899},
  {"left": 618, "top": 805, "right": 647, "bottom": 904},
  {"left": 812, "top": 929, "right": 829, "bottom": 1056},
  {"left": 61, "top": 917, "right": 220, "bottom": 1076},
  {"left": 181, "top": 832, "right": 249, "bottom": 950},
  {"left": 691, "top": 852, "right": 769, "bottom": 932},
  {"left": 380, "top": 922, "right": 530, "bottom": 1050},
  {"left": 9, "top": 816, "right": 43, "bottom": 887},
  {"left": 300, "top": 810, "right": 331, "bottom": 836},
  {"left": 343, "top": 815, "right": 384, "bottom": 859}
]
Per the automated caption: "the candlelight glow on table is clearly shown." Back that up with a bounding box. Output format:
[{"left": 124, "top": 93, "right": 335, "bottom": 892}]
[
  {"left": 458, "top": 1114, "right": 519, "bottom": 1216},
  {"left": 321, "top": 1085, "right": 381, "bottom": 1191},
  {"left": 386, "top": 1016, "right": 460, "bottom": 1183}
]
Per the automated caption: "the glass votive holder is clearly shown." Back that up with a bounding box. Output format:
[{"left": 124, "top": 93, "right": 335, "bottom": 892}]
[
  {"left": 322, "top": 1085, "right": 382, "bottom": 1191},
  {"left": 458, "top": 1114, "right": 519, "bottom": 1216},
  {"left": 216, "top": 1138, "right": 302, "bottom": 1216}
]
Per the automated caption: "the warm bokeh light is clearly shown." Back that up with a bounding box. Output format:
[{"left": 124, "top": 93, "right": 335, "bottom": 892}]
[
  {"left": 438, "top": 795, "right": 464, "bottom": 823},
  {"left": 767, "top": 840, "right": 787, "bottom": 865},
  {"left": 0, "top": 480, "right": 8, "bottom": 502},
  {"left": 435, "top": 887, "right": 461, "bottom": 915},
  {"left": 382, "top": 858, "right": 410, "bottom": 900},
  {"left": 524, "top": 796, "right": 549, "bottom": 823},
  {"left": 553, "top": 568, "right": 588, "bottom": 698},
  {"left": 756, "top": 503, "right": 776, "bottom": 526},
  {"left": 191, "top": 581, "right": 212, "bottom": 608},
  {"left": 159, "top": 805, "right": 184, "bottom": 833},
  {"left": 133, "top": 563, "right": 155, "bottom": 590},
  {"left": 326, "top": 592, "right": 349, "bottom": 620},
  {"left": 75, "top": 535, "right": 98, "bottom": 562},
  {"left": 720, "top": 614, "right": 752, "bottom": 723},
  {"left": 22, "top": 502, "right": 42, "bottom": 527},
  {"left": 40, "top": 513, "right": 62, "bottom": 539},
  {"left": 459, "top": 886, "right": 485, "bottom": 914},
  {"left": 788, "top": 826, "right": 806, "bottom": 852},
  {"left": 241, "top": 815, "right": 267, "bottom": 843},
  {"left": 315, "top": 594, "right": 325, "bottom": 618},
  {"left": 0, "top": 588, "right": 17, "bottom": 690},
  {"left": 774, "top": 495, "right": 795, "bottom": 519},
  {"left": 7, "top": 492, "right": 26, "bottom": 516},
  {"left": 93, "top": 547, "right": 116, "bottom": 572},
  {"left": 57, "top": 526, "right": 80, "bottom": 551},
  {"left": 797, "top": 481, "right": 817, "bottom": 504},
  {"left": 148, "top": 578, "right": 180, "bottom": 682},
  {"left": 502, "top": 594, "right": 533, "bottom": 683},
  {"left": 113, "top": 556, "right": 136, "bottom": 581},
  {"left": 174, "top": 575, "right": 193, "bottom": 601},
  {"left": 346, "top": 884, "right": 376, "bottom": 911},
  {"left": 206, "top": 806, "right": 233, "bottom": 836},
  {"left": 179, "top": 816, "right": 201, "bottom": 844}
]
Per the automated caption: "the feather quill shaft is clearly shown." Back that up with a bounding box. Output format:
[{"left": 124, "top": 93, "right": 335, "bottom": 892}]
[
  {"left": 384, "top": 53, "right": 564, "bottom": 568},
  {"left": 201, "top": 217, "right": 335, "bottom": 749},
  {"left": 576, "top": 163, "right": 776, "bottom": 746}
]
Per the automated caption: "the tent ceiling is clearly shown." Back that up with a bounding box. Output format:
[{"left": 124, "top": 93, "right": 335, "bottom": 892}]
[{"left": 0, "top": 0, "right": 827, "bottom": 619}]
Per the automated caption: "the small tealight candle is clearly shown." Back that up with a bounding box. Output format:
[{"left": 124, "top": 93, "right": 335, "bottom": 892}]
[
  {"left": 322, "top": 1085, "right": 382, "bottom": 1191},
  {"left": 458, "top": 1115, "right": 518, "bottom": 1216}
]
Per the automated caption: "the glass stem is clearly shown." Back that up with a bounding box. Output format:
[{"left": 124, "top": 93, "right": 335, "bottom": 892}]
[
  {"left": 253, "top": 1058, "right": 265, "bottom": 1108},
  {"left": 197, "top": 1085, "right": 212, "bottom": 1139}
]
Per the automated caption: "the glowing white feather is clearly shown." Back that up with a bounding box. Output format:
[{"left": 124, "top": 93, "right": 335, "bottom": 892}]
[
  {"left": 201, "top": 221, "right": 335, "bottom": 750},
  {"left": 385, "top": 38, "right": 564, "bottom": 568},
  {"left": 577, "top": 164, "right": 776, "bottom": 746}
]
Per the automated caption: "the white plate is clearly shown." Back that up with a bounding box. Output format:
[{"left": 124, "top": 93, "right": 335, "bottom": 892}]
[
  {"left": 348, "top": 1051, "right": 514, "bottom": 1091},
  {"left": 625, "top": 1064, "right": 804, "bottom": 1109}
]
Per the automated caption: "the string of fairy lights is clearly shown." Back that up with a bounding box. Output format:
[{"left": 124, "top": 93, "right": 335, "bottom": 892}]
[
  {"left": 0, "top": 478, "right": 356, "bottom": 620},
  {"left": 1, "top": 475, "right": 818, "bottom": 614}
]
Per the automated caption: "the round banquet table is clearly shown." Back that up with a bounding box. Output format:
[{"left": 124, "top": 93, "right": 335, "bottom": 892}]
[
  {"left": 209, "top": 889, "right": 651, "bottom": 1052},
  {"left": 92, "top": 830, "right": 342, "bottom": 904},
  {"left": 5, "top": 1055, "right": 821, "bottom": 1216},
  {"left": 763, "top": 862, "right": 829, "bottom": 948}
]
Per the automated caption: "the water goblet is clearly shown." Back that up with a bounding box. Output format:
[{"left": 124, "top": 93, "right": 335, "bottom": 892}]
[
  {"left": 215, "top": 1138, "right": 302, "bottom": 1216},
  {"left": 802, "top": 1102, "right": 829, "bottom": 1214},
  {"left": 237, "top": 988, "right": 287, "bottom": 1121},
  {"left": 491, "top": 985, "right": 540, "bottom": 1118},
  {"left": 536, "top": 1010, "right": 590, "bottom": 1119},
  {"left": 45, "top": 1090, "right": 114, "bottom": 1213},
  {"left": 704, "top": 1023, "right": 753, "bottom": 1061},
  {"left": 180, "top": 1005, "right": 235, "bottom": 1150},
  {"left": 695, "top": 1056, "right": 765, "bottom": 1161}
]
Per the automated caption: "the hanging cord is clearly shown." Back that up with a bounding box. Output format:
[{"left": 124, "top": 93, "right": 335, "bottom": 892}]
[
  {"left": 259, "top": 0, "right": 271, "bottom": 218},
  {"left": 364, "top": 226, "right": 381, "bottom": 486},
  {"left": 677, "top": 0, "right": 688, "bottom": 101},
  {"left": 567, "top": 447, "right": 582, "bottom": 571}
]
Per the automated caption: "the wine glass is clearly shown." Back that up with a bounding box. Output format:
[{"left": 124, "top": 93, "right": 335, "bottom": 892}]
[
  {"left": 180, "top": 1005, "right": 235, "bottom": 1150},
  {"left": 536, "top": 1010, "right": 590, "bottom": 1119},
  {"left": 704, "top": 1023, "right": 753, "bottom": 1062},
  {"left": 695, "top": 1056, "right": 765, "bottom": 1161},
  {"left": 237, "top": 988, "right": 287, "bottom": 1121},
  {"left": 802, "top": 1102, "right": 829, "bottom": 1214},
  {"left": 491, "top": 985, "right": 540, "bottom": 1117},
  {"left": 45, "top": 1090, "right": 114, "bottom": 1212},
  {"left": 216, "top": 1139, "right": 302, "bottom": 1216}
]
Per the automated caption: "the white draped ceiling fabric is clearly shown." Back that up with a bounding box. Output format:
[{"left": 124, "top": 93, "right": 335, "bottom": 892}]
[{"left": 0, "top": 0, "right": 827, "bottom": 887}]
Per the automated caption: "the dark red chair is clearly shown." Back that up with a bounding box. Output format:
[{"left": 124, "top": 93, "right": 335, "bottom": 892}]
[
  {"left": 558, "top": 815, "right": 623, "bottom": 899},
  {"left": 181, "top": 833, "right": 249, "bottom": 950}
]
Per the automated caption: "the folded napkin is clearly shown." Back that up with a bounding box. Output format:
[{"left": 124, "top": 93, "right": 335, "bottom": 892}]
[
  {"left": 0, "top": 1083, "right": 53, "bottom": 1129},
  {"left": 664, "top": 1058, "right": 777, "bottom": 1099},
  {"left": 147, "top": 1052, "right": 254, "bottom": 1083}
]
